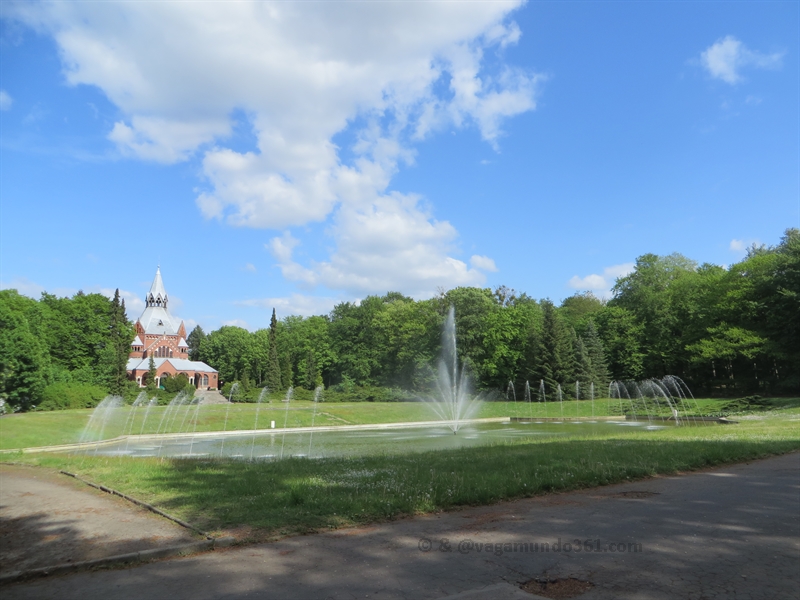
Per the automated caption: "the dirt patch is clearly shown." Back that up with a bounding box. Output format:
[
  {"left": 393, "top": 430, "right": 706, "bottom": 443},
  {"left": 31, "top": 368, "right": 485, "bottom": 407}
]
[
  {"left": 520, "top": 578, "right": 594, "bottom": 598},
  {"left": 218, "top": 524, "right": 256, "bottom": 541},
  {"left": 332, "top": 525, "right": 379, "bottom": 536}
]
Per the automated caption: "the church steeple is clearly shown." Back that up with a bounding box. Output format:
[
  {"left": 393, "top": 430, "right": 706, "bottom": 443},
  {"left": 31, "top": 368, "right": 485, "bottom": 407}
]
[{"left": 146, "top": 267, "right": 168, "bottom": 309}]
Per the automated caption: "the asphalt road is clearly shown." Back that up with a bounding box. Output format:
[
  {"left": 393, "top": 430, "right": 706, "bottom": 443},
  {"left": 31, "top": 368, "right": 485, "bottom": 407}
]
[{"left": 3, "top": 452, "right": 798, "bottom": 600}]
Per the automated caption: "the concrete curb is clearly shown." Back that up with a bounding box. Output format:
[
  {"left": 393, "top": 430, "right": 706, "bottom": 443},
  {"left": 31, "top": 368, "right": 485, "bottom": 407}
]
[
  {"left": 0, "top": 537, "right": 237, "bottom": 586},
  {"left": 59, "top": 471, "right": 208, "bottom": 537}
]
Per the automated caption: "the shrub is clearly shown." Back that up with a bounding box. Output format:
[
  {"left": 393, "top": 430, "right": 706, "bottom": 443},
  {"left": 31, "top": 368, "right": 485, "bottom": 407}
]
[
  {"left": 163, "top": 373, "right": 193, "bottom": 393},
  {"left": 720, "top": 395, "right": 771, "bottom": 413},
  {"left": 37, "top": 382, "right": 109, "bottom": 411},
  {"left": 323, "top": 386, "right": 417, "bottom": 403}
]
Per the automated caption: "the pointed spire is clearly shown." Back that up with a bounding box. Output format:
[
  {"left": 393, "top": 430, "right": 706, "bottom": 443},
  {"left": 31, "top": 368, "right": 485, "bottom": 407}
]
[{"left": 146, "top": 267, "right": 169, "bottom": 308}]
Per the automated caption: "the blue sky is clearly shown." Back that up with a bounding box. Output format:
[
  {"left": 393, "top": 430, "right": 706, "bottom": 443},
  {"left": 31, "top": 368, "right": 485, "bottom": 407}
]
[{"left": 1, "top": 1, "right": 798, "bottom": 332}]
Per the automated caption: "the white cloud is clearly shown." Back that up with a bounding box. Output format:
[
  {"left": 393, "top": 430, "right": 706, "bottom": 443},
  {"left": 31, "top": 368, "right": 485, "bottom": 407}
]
[
  {"left": 5, "top": 2, "right": 531, "bottom": 295},
  {"left": 0, "top": 279, "right": 146, "bottom": 316},
  {"left": 700, "top": 36, "right": 783, "bottom": 84},
  {"left": 568, "top": 274, "right": 607, "bottom": 290},
  {"left": 470, "top": 254, "right": 498, "bottom": 272},
  {"left": 109, "top": 117, "right": 229, "bottom": 163},
  {"left": 243, "top": 263, "right": 257, "bottom": 273},
  {"left": 568, "top": 263, "right": 635, "bottom": 298},
  {"left": 221, "top": 319, "right": 250, "bottom": 330},
  {"left": 236, "top": 294, "right": 340, "bottom": 318},
  {"left": 95, "top": 287, "right": 146, "bottom": 316},
  {"left": 0, "top": 90, "right": 12, "bottom": 111},
  {"left": 268, "top": 194, "right": 490, "bottom": 297},
  {"left": 0, "top": 277, "right": 47, "bottom": 298},
  {"left": 729, "top": 239, "right": 746, "bottom": 253},
  {"left": 729, "top": 238, "right": 760, "bottom": 257},
  {"left": 602, "top": 263, "right": 637, "bottom": 280}
]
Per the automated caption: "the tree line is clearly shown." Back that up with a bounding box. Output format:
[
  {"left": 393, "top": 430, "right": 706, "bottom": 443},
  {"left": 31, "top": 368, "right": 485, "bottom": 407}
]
[
  {"left": 1, "top": 228, "right": 797, "bottom": 411},
  {"left": 191, "top": 228, "right": 798, "bottom": 399},
  {"left": 0, "top": 289, "right": 133, "bottom": 411}
]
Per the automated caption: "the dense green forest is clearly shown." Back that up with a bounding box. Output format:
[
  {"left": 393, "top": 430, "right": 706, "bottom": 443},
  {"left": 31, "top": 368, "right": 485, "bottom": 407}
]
[
  {"left": 1, "top": 229, "right": 797, "bottom": 411},
  {"left": 0, "top": 289, "right": 133, "bottom": 411}
]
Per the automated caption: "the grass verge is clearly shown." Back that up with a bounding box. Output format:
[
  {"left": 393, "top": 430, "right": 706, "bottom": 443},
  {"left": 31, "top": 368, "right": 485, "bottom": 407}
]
[{"left": 7, "top": 413, "right": 799, "bottom": 542}]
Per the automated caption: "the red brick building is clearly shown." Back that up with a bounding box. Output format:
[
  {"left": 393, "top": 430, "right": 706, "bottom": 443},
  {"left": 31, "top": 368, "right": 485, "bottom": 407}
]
[{"left": 126, "top": 268, "right": 218, "bottom": 389}]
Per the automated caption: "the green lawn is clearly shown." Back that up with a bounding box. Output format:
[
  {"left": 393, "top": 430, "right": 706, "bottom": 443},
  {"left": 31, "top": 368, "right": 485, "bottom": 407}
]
[
  {"left": 2, "top": 397, "right": 799, "bottom": 451},
  {"left": 10, "top": 413, "right": 799, "bottom": 541}
]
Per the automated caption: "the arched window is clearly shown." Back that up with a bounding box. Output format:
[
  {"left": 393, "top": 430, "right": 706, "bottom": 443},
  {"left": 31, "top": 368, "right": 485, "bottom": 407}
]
[
  {"left": 154, "top": 345, "right": 173, "bottom": 358},
  {"left": 202, "top": 375, "right": 209, "bottom": 386}
]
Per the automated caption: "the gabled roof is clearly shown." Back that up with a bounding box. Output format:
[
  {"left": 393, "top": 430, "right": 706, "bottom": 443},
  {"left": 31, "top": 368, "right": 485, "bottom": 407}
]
[
  {"left": 126, "top": 357, "right": 217, "bottom": 373},
  {"left": 178, "top": 337, "right": 189, "bottom": 348},
  {"left": 131, "top": 335, "right": 143, "bottom": 346},
  {"left": 137, "top": 306, "right": 183, "bottom": 335}
]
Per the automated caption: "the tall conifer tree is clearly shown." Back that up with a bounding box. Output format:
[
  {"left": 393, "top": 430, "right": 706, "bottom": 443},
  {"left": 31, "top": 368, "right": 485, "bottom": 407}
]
[
  {"left": 108, "top": 289, "right": 133, "bottom": 395},
  {"left": 187, "top": 325, "right": 206, "bottom": 361},
  {"left": 532, "top": 300, "right": 574, "bottom": 391},
  {"left": 573, "top": 336, "right": 593, "bottom": 388},
  {"left": 583, "top": 320, "right": 610, "bottom": 391},
  {"left": 267, "top": 308, "right": 282, "bottom": 392},
  {"left": 146, "top": 355, "right": 157, "bottom": 393}
]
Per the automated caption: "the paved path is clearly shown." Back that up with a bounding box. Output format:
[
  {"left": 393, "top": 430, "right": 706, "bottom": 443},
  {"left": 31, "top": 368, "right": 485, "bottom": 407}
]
[
  {"left": 3, "top": 452, "right": 798, "bottom": 599},
  {"left": 196, "top": 390, "right": 229, "bottom": 405},
  {"left": 0, "top": 465, "right": 197, "bottom": 573}
]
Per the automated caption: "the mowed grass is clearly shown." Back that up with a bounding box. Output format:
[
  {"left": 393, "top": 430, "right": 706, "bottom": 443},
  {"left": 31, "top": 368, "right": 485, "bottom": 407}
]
[
  {"left": 2, "top": 397, "right": 799, "bottom": 451},
  {"left": 9, "top": 413, "right": 800, "bottom": 540}
]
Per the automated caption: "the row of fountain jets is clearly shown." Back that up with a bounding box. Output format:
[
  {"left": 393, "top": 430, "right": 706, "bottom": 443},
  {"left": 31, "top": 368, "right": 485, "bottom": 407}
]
[
  {"left": 504, "top": 377, "right": 699, "bottom": 420},
  {"left": 80, "top": 383, "right": 321, "bottom": 460},
  {"left": 79, "top": 306, "right": 700, "bottom": 452}
]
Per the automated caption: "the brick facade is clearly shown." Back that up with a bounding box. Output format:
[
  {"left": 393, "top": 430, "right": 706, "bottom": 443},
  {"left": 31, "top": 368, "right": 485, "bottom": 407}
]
[{"left": 126, "top": 268, "right": 217, "bottom": 390}]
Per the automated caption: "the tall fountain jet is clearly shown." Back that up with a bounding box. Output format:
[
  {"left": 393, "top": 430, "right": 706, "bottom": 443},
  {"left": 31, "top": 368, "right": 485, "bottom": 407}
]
[{"left": 427, "top": 306, "right": 482, "bottom": 433}]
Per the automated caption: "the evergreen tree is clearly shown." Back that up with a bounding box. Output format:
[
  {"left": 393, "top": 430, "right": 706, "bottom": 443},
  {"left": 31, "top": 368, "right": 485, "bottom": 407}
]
[
  {"left": 304, "top": 348, "right": 318, "bottom": 390},
  {"left": 267, "top": 308, "right": 282, "bottom": 391},
  {"left": 583, "top": 320, "right": 610, "bottom": 390},
  {"left": 532, "top": 300, "right": 574, "bottom": 391},
  {"left": 146, "top": 355, "right": 157, "bottom": 394},
  {"left": 281, "top": 353, "right": 293, "bottom": 390},
  {"left": 187, "top": 325, "right": 206, "bottom": 361},
  {"left": 240, "top": 371, "right": 252, "bottom": 393},
  {"left": 250, "top": 328, "right": 270, "bottom": 386},
  {"left": 108, "top": 289, "right": 133, "bottom": 395},
  {"left": 573, "top": 336, "right": 593, "bottom": 387}
]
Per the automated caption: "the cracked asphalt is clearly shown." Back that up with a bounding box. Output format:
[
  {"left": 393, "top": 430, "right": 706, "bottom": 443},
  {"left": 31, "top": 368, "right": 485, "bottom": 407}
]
[{"left": 3, "top": 452, "right": 798, "bottom": 600}]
